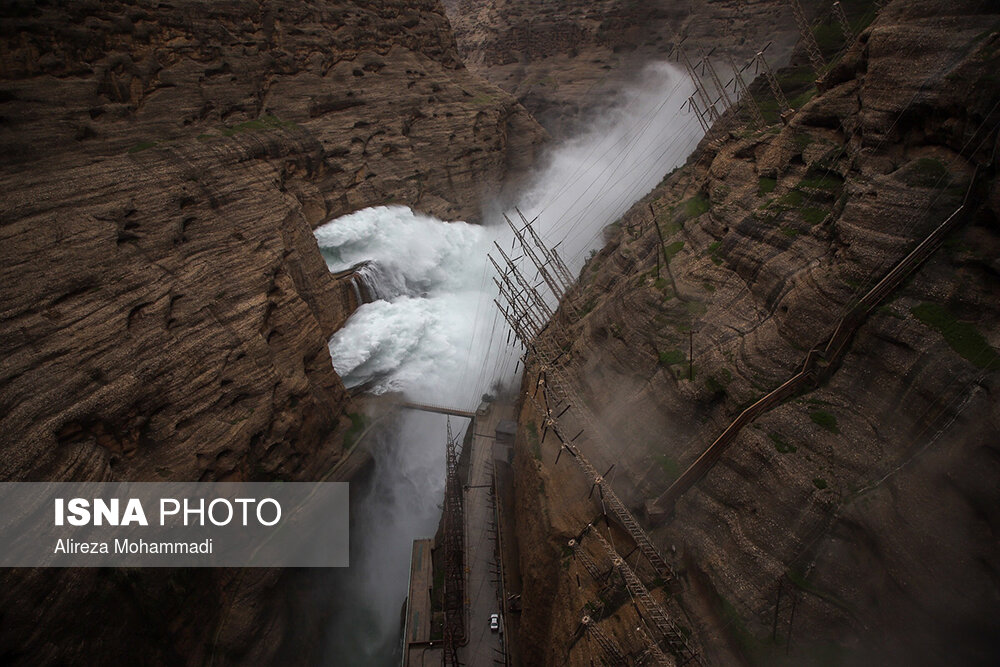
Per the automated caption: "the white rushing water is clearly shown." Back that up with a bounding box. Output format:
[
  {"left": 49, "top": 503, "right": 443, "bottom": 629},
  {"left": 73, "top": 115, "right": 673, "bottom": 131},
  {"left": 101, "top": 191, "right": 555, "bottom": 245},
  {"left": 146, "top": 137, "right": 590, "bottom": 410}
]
[
  {"left": 316, "top": 61, "right": 702, "bottom": 664},
  {"left": 316, "top": 206, "right": 494, "bottom": 407}
]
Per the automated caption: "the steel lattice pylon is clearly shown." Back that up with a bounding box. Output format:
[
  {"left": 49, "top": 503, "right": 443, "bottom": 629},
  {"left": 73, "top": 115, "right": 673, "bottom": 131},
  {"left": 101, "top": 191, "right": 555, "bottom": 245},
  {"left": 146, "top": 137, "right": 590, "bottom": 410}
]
[
  {"left": 789, "top": 0, "right": 825, "bottom": 77},
  {"left": 586, "top": 525, "right": 700, "bottom": 665},
  {"left": 442, "top": 418, "right": 465, "bottom": 666}
]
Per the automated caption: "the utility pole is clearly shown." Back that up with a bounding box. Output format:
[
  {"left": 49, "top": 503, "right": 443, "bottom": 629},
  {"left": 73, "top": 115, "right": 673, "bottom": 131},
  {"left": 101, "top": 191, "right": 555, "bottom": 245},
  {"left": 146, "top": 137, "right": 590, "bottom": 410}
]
[
  {"left": 832, "top": 1, "right": 854, "bottom": 44},
  {"left": 728, "top": 54, "right": 766, "bottom": 129},
  {"left": 686, "top": 95, "right": 710, "bottom": 134},
  {"left": 756, "top": 50, "right": 791, "bottom": 113},
  {"left": 679, "top": 47, "right": 720, "bottom": 124},
  {"left": 580, "top": 616, "right": 628, "bottom": 665},
  {"left": 702, "top": 55, "right": 733, "bottom": 114},
  {"left": 442, "top": 418, "right": 465, "bottom": 665},
  {"left": 585, "top": 526, "right": 699, "bottom": 663},
  {"left": 789, "top": 0, "right": 826, "bottom": 78},
  {"left": 649, "top": 203, "right": 666, "bottom": 279},
  {"left": 688, "top": 330, "right": 694, "bottom": 381},
  {"left": 514, "top": 208, "right": 574, "bottom": 294}
]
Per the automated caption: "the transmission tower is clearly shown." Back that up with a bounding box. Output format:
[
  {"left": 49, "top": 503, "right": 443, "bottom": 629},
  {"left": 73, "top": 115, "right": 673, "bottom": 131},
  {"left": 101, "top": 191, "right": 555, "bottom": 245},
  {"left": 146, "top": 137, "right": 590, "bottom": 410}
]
[
  {"left": 679, "top": 47, "right": 721, "bottom": 125},
  {"left": 728, "top": 55, "right": 766, "bottom": 129},
  {"left": 568, "top": 538, "right": 604, "bottom": 580},
  {"left": 585, "top": 525, "right": 700, "bottom": 664},
  {"left": 756, "top": 51, "right": 790, "bottom": 113},
  {"left": 789, "top": 0, "right": 825, "bottom": 78},
  {"left": 702, "top": 56, "right": 733, "bottom": 113},
  {"left": 442, "top": 418, "right": 465, "bottom": 665},
  {"left": 832, "top": 2, "right": 854, "bottom": 43},
  {"left": 535, "top": 379, "right": 676, "bottom": 582},
  {"left": 686, "top": 95, "right": 711, "bottom": 133},
  {"left": 580, "top": 615, "right": 628, "bottom": 664},
  {"left": 514, "top": 208, "right": 575, "bottom": 295}
]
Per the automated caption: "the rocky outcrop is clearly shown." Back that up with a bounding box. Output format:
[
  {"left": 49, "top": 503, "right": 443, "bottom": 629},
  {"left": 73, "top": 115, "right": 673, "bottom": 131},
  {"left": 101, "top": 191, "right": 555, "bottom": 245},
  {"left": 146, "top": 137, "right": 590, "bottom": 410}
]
[
  {"left": 0, "top": 0, "right": 544, "bottom": 664},
  {"left": 443, "top": 0, "right": 814, "bottom": 138},
  {"left": 513, "top": 1, "right": 1000, "bottom": 664}
]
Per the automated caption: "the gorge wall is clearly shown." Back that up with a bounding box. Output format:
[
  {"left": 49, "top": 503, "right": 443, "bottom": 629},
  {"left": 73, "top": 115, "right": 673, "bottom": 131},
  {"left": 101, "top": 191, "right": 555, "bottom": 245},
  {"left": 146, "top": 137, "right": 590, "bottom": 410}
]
[
  {"left": 0, "top": 0, "right": 543, "bottom": 664},
  {"left": 443, "top": 0, "right": 812, "bottom": 138},
  {"left": 512, "top": 1, "right": 1000, "bottom": 665}
]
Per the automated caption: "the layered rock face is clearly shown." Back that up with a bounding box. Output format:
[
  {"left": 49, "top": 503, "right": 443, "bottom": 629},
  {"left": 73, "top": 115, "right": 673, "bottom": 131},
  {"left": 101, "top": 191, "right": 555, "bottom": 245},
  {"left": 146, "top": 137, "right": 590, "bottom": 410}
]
[
  {"left": 512, "top": 1, "right": 1000, "bottom": 665},
  {"left": 443, "top": 0, "right": 810, "bottom": 138},
  {"left": 0, "top": 0, "right": 543, "bottom": 664}
]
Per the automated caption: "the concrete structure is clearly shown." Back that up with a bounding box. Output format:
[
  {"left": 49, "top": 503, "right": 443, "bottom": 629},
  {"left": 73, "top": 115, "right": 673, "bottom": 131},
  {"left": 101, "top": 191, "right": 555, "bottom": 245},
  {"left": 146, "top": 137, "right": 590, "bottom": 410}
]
[
  {"left": 460, "top": 403, "right": 509, "bottom": 666},
  {"left": 403, "top": 539, "right": 442, "bottom": 666}
]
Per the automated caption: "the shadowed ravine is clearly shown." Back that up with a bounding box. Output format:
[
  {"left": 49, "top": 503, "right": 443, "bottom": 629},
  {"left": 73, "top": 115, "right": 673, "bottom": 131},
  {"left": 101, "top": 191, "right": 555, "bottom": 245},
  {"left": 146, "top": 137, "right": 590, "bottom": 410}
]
[{"left": 314, "top": 61, "right": 701, "bottom": 663}]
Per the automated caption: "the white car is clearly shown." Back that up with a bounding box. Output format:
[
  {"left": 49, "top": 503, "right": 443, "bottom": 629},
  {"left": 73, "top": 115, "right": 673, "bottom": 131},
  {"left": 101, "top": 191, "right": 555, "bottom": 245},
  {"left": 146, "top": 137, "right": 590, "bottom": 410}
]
[{"left": 489, "top": 613, "right": 500, "bottom": 632}]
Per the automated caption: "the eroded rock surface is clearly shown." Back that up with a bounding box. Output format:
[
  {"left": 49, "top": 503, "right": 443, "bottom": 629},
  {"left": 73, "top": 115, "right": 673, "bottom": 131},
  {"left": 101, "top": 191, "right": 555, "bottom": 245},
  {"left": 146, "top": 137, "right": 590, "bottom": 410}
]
[
  {"left": 513, "top": 1, "right": 1000, "bottom": 664},
  {"left": 0, "top": 0, "right": 543, "bottom": 664},
  {"left": 443, "top": 0, "right": 816, "bottom": 137}
]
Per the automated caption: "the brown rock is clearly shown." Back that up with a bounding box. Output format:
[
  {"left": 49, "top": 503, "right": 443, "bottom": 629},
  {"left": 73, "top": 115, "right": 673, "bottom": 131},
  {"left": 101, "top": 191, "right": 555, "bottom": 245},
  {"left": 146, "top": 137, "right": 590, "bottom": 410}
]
[
  {"left": 0, "top": 0, "right": 544, "bottom": 664},
  {"left": 443, "top": 0, "right": 808, "bottom": 138},
  {"left": 512, "top": 1, "right": 1000, "bottom": 664}
]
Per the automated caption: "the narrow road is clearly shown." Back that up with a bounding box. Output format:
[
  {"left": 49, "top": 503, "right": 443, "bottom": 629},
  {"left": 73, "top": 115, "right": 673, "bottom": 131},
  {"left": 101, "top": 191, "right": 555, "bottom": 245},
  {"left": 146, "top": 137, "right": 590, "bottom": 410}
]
[{"left": 460, "top": 404, "right": 509, "bottom": 666}]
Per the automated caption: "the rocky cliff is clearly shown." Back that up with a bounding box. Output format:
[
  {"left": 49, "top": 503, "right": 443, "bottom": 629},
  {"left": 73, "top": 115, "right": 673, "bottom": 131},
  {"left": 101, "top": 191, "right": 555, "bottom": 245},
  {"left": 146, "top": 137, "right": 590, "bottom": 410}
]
[
  {"left": 0, "top": 0, "right": 543, "bottom": 664},
  {"left": 512, "top": 1, "right": 1000, "bottom": 664},
  {"left": 443, "top": 0, "right": 815, "bottom": 138}
]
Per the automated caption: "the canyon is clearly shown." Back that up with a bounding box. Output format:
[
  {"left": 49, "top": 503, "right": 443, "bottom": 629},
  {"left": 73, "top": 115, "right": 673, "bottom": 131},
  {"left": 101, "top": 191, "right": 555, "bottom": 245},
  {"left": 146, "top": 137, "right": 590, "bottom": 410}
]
[
  {"left": 0, "top": 0, "right": 540, "bottom": 663},
  {"left": 0, "top": 0, "right": 997, "bottom": 665},
  {"left": 508, "top": 1, "right": 1000, "bottom": 665},
  {"left": 443, "top": 0, "right": 803, "bottom": 139}
]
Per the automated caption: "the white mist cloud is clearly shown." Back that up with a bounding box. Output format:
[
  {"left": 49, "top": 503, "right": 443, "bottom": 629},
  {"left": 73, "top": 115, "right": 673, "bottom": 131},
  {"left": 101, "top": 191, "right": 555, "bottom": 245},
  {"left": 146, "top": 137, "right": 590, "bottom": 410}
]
[
  {"left": 316, "top": 61, "right": 700, "bottom": 407},
  {"left": 314, "top": 60, "right": 702, "bottom": 664}
]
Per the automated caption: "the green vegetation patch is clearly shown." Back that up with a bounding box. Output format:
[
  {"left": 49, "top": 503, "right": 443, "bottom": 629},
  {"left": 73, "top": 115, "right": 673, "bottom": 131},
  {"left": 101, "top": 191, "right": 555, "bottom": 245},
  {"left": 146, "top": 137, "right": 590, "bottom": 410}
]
[
  {"left": 128, "top": 140, "right": 158, "bottom": 153},
  {"left": 798, "top": 172, "right": 843, "bottom": 192},
  {"left": 707, "top": 240, "right": 723, "bottom": 265},
  {"left": 901, "top": 157, "right": 950, "bottom": 188},
  {"left": 911, "top": 302, "right": 1000, "bottom": 368},
  {"left": 219, "top": 114, "right": 297, "bottom": 137},
  {"left": 809, "top": 409, "right": 839, "bottom": 433},
  {"left": 789, "top": 87, "right": 817, "bottom": 110},
  {"left": 705, "top": 367, "right": 732, "bottom": 395},
  {"left": 655, "top": 454, "right": 680, "bottom": 480},
  {"left": 343, "top": 412, "right": 369, "bottom": 450},
  {"left": 664, "top": 240, "right": 685, "bottom": 261},
  {"left": 770, "top": 433, "right": 797, "bottom": 454},
  {"left": 777, "top": 65, "right": 817, "bottom": 89},
  {"left": 680, "top": 193, "right": 710, "bottom": 221},
  {"left": 812, "top": 21, "right": 846, "bottom": 54},
  {"left": 812, "top": 477, "right": 828, "bottom": 490},
  {"left": 661, "top": 220, "right": 683, "bottom": 236},
  {"left": 526, "top": 421, "right": 541, "bottom": 460},
  {"left": 757, "top": 177, "right": 777, "bottom": 195},
  {"left": 470, "top": 93, "right": 496, "bottom": 105},
  {"left": 770, "top": 189, "right": 804, "bottom": 210},
  {"left": 658, "top": 348, "right": 686, "bottom": 366},
  {"left": 792, "top": 132, "right": 814, "bottom": 151},
  {"left": 801, "top": 207, "right": 829, "bottom": 225},
  {"left": 704, "top": 375, "right": 725, "bottom": 396}
]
